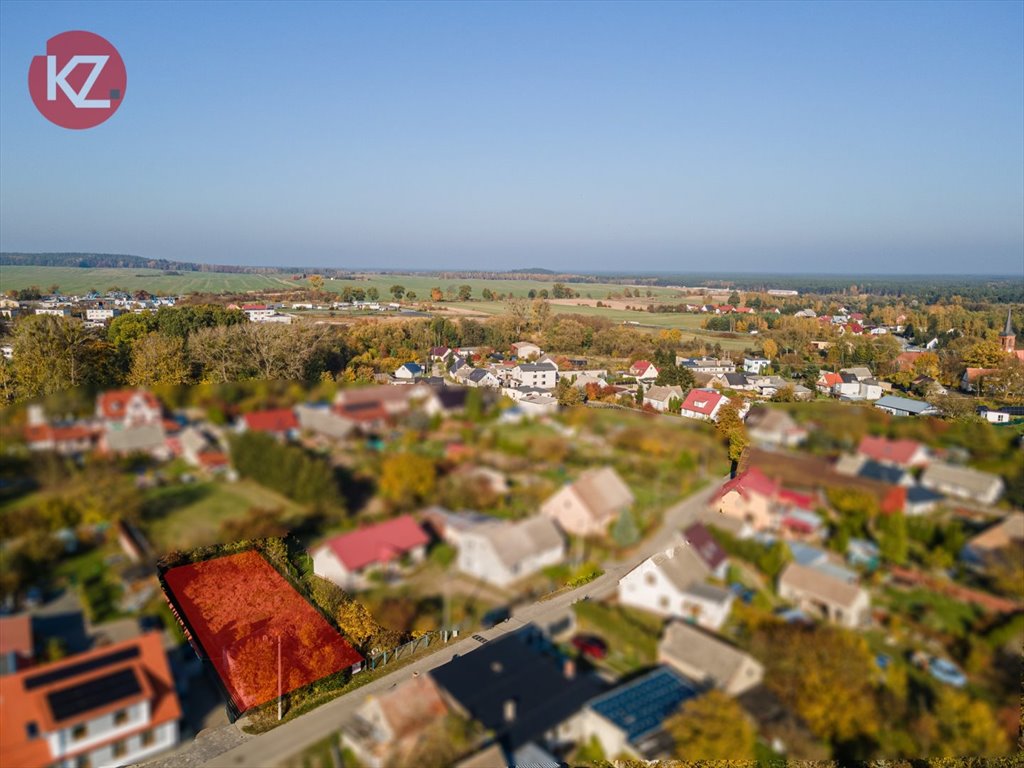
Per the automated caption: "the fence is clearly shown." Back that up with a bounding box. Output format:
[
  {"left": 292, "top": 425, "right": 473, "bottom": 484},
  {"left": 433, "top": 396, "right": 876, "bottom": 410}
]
[{"left": 365, "top": 622, "right": 468, "bottom": 671}]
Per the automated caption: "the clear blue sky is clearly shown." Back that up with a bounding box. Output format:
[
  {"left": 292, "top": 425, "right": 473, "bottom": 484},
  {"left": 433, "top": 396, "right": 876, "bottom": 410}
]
[{"left": 1, "top": 0, "right": 1022, "bottom": 274}]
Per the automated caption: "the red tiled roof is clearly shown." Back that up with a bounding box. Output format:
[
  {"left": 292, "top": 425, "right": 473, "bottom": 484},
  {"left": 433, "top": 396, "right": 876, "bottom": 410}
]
[
  {"left": 630, "top": 360, "right": 653, "bottom": 375},
  {"left": 197, "top": 451, "right": 229, "bottom": 468},
  {"left": 0, "top": 632, "right": 180, "bottom": 768},
  {"left": 23, "top": 424, "right": 97, "bottom": 445},
  {"left": 715, "top": 467, "right": 779, "bottom": 502},
  {"left": 318, "top": 515, "right": 429, "bottom": 572},
  {"left": 242, "top": 304, "right": 268, "bottom": 310},
  {"left": 818, "top": 372, "right": 842, "bottom": 387},
  {"left": 0, "top": 615, "right": 32, "bottom": 657},
  {"left": 894, "top": 351, "right": 923, "bottom": 372},
  {"left": 97, "top": 389, "right": 161, "bottom": 421},
  {"left": 858, "top": 435, "right": 924, "bottom": 466},
  {"left": 243, "top": 408, "right": 299, "bottom": 434},
  {"left": 963, "top": 367, "right": 999, "bottom": 382},
  {"left": 680, "top": 388, "right": 725, "bottom": 416},
  {"left": 334, "top": 401, "right": 390, "bottom": 423},
  {"left": 778, "top": 488, "right": 816, "bottom": 510}
]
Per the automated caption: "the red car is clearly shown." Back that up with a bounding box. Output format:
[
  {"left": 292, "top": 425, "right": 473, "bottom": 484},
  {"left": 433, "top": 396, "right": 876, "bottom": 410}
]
[{"left": 571, "top": 634, "right": 608, "bottom": 660}]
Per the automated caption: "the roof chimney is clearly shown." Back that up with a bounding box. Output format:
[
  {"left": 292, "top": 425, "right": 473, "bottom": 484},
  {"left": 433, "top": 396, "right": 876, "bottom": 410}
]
[
  {"left": 503, "top": 698, "right": 517, "bottom": 723},
  {"left": 563, "top": 658, "right": 576, "bottom": 680}
]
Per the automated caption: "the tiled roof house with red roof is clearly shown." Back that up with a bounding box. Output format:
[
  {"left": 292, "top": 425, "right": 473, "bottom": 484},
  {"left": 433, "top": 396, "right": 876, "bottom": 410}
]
[
  {"left": 96, "top": 389, "right": 163, "bottom": 429},
  {"left": 710, "top": 468, "right": 818, "bottom": 536},
  {"left": 680, "top": 388, "right": 728, "bottom": 422},
  {"left": 311, "top": 515, "right": 430, "bottom": 590},
  {"left": 0, "top": 632, "right": 180, "bottom": 768},
  {"left": 239, "top": 408, "right": 300, "bottom": 439},
  {"left": 0, "top": 614, "right": 34, "bottom": 675},
  {"left": 628, "top": 360, "right": 659, "bottom": 381},
  {"left": 857, "top": 435, "right": 930, "bottom": 468}
]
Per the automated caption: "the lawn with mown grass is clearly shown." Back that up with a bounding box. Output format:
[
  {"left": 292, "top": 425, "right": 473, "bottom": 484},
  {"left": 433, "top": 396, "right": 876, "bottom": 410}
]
[{"left": 143, "top": 479, "right": 305, "bottom": 552}]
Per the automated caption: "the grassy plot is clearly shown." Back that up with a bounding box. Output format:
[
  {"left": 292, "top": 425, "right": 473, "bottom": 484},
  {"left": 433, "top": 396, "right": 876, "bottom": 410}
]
[
  {"left": 572, "top": 600, "right": 663, "bottom": 674},
  {"left": 0, "top": 266, "right": 298, "bottom": 294},
  {"left": 143, "top": 479, "right": 305, "bottom": 553}
]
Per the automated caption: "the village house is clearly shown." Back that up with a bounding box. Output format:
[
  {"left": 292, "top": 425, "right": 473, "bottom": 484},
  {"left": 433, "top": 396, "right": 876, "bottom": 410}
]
[
  {"left": 743, "top": 357, "right": 771, "bottom": 375},
  {"left": 340, "top": 676, "right": 449, "bottom": 768},
  {"left": 430, "top": 346, "right": 452, "bottom": 362},
  {"left": 679, "top": 388, "right": 728, "bottom": 422},
  {"left": 960, "top": 367, "right": 999, "bottom": 393},
  {"left": 238, "top": 408, "right": 300, "bottom": 439},
  {"left": 452, "top": 515, "right": 565, "bottom": 588},
  {"left": 0, "top": 615, "right": 33, "bottom": 676},
  {"left": 708, "top": 372, "right": 753, "bottom": 392},
  {"left": 295, "top": 403, "right": 357, "bottom": 441},
  {"left": 874, "top": 395, "right": 939, "bottom": 417},
  {"left": 23, "top": 406, "right": 99, "bottom": 455},
  {"left": 96, "top": 389, "right": 163, "bottom": 430},
  {"left": 578, "top": 667, "right": 700, "bottom": 761},
  {"left": 816, "top": 371, "right": 842, "bottom": 394},
  {"left": 0, "top": 632, "right": 181, "bottom": 768},
  {"left": 960, "top": 511, "right": 1024, "bottom": 570},
  {"left": 642, "top": 385, "right": 684, "bottom": 412},
  {"left": 618, "top": 544, "right": 734, "bottom": 630},
  {"left": 628, "top": 360, "right": 659, "bottom": 382},
  {"left": 511, "top": 341, "right": 543, "bottom": 360},
  {"left": 541, "top": 467, "right": 634, "bottom": 538},
  {"left": 777, "top": 562, "right": 870, "bottom": 629},
  {"left": 677, "top": 522, "right": 729, "bottom": 580},
  {"left": 676, "top": 357, "right": 735, "bottom": 375},
  {"left": 745, "top": 407, "right": 808, "bottom": 448},
  {"left": 657, "top": 621, "right": 764, "bottom": 696},
  {"left": 511, "top": 362, "right": 558, "bottom": 390},
  {"left": 920, "top": 461, "right": 1004, "bottom": 505},
  {"left": 311, "top": 515, "right": 430, "bottom": 590},
  {"left": 710, "top": 468, "right": 816, "bottom": 536},
  {"left": 394, "top": 362, "right": 424, "bottom": 380},
  {"left": 430, "top": 626, "right": 606, "bottom": 759},
  {"left": 857, "top": 435, "right": 930, "bottom": 468}
]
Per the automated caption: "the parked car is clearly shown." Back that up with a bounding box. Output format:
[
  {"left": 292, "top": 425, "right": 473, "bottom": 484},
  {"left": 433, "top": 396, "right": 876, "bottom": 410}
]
[
  {"left": 928, "top": 657, "right": 967, "bottom": 688},
  {"left": 571, "top": 634, "right": 608, "bottom": 660},
  {"left": 481, "top": 607, "right": 511, "bottom": 629}
]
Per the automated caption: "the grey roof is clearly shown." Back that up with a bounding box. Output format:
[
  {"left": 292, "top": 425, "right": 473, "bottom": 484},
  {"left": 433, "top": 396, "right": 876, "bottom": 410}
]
[
  {"left": 874, "top": 395, "right": 935, "bottom": 415},
  {"left": 296, "top": 403, "right": 355, "bottom": 439},
  {"left": 478, "top": 516, "right": 564, "bottom": 569},
  {"left": 723, "top": 373, "right": 749, "bottom": 387},
  {"left": 682, "top": 582, "right": 733, "bottom": 605},
  {"left": 467, "top": 368, "right": 494, "bottom": 383},
  {"left": 658, "top": 621, "right": 762, "bottom": 688},
  {"left": 648, "top": 544, "right": 711, "bottom": 592},
  {"left": 921, "top": 461, "right": 1003, "bottom": 497},
  {"left": 105, "top": 423, "right": 166, "bottom": 453},
  {"left": 644, "top": 385, "right": 683, "bottom": 403},
  {"left": 779, "top": 562, "right": 865, "bottom": 609},
  {"left": 1001, "top": 307, "right": 1015, "bottom": 337},
  {"left": 569, "top": 468, "right": 635, "bottom": 524},
  {"left": 516, "top": 362, "right": 557, "bottom": 372}
]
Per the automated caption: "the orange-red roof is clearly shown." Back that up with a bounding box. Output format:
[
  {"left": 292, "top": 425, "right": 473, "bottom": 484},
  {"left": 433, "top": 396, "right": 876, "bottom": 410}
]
[
  {"left": 858, "top": 435, "right": 924, "bottom": 466},
  {"left": 242, "top": 408, "right": 299, "bottom": 434},
  {"left": 0, "top": 615, "right": 32, "bottom": 657},
  {"left": 0, "top": 632, "right": 180, "bottom": 768},
  {"left": 97, "top": 389, "right": 161, "bottom": 421},
  {"left": 23, "top": 424, "right": 98, "bottom": 445}
]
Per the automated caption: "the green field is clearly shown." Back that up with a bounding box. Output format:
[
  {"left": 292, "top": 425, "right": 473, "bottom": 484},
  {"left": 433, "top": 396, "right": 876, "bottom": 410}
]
[
  {"left": 143, "top": 478, "right": 304, "bottom": 552},
  {"left": 0, "top": 266, "right": 299, "bottom": 295}
]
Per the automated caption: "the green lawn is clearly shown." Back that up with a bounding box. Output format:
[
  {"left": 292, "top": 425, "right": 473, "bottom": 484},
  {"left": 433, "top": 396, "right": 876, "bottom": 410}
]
[
  {"left": 0, "top": 266, "right": 299, "bottom": 295},
  {"left": 143, "top": 479, "right": 304, "bottom": 552},
  {"left": 573, "top": 600, "right": 664, "bottom": 673}
]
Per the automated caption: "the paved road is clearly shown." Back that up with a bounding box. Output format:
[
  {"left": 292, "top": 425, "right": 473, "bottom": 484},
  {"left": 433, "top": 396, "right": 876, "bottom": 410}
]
[{"left": 145, "top": 478, "right": 722, "bottom": 768}]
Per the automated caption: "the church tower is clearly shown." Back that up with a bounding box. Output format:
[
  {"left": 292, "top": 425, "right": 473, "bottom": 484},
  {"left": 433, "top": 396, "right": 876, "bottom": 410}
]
[{"left": 999, "top": 308, "right": 1016, "bottom": 354}]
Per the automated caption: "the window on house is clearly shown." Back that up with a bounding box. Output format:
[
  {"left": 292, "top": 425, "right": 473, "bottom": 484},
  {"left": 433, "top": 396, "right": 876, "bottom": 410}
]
[
  {"left": 113, "top": 710, "right": 129, "bottom": 726},
  {"left": 72, "top": 724, "right": 87, "bottom": 741},
  {"left": 645, "top": 573, "right": 656, "bottom": 586},
  {"left": 658, "top": 595, "right": 669, "bottom": 609},
  {"left": 113, "top": 741, "right": 127, "bottom": 758},
  {"left": 141, "top": 730, "right": 156, "bottom": 747},
  {"left": 76, "top": 755, "right": 91, "bottom": 768}
]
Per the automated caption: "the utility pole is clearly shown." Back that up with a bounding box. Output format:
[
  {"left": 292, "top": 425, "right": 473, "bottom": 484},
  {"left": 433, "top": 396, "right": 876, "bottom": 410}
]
[{"left": 277, "top": 634, "right": 283, "bottom": 722}]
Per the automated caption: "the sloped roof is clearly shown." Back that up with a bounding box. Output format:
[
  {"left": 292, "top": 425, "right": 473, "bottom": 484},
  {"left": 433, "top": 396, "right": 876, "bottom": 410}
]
[
  {"left": 680, "top": 523, "right": 727, "bottom": 572},
  {"left": 659, "top": 621, "right": 761, "bottom": 690},
  {"left": 779, "top": 562, "right": 864, "bottom": 609},
  {"left": 644, "top": 385, "right": 683, "bottom": 403},
  {"left": 0, "top": 615, "right": 32, "bottom": 657},
  {"left": 570, "top": 467, "right": 634, "bottom": 523},
  {"left": 373, "top": 675, "right": 448, "bottom": 739},
  {"left": 243, "top": 408, "right": 299, "bottom": 434},
  {"left": 857, "top": 435, "right": 924, "bottom": 466},
  {"left": 105, "top": 423, "right": 167, "bottom": 453},
  {"left": 922, "top": 461, "right": 1003, "bottom": 497},
  {"left": 477, "top": 516, "right": 564, "bottom": 569},
  {"left": 715, "top": 467, "right": 779, "bottom": 502},
  {"left": 97, "top": 389, "right": 160, "bottom": 421},
  {"left": 0, "top": 632, "right": 180, "bottom": 768},
  {"left": 647, "top": 545, "right": 711, "bottom": 592},
  {"left": 318, "top": 516, "right": 429, "bottom": 572},
  {"left": 680, "top": 388, "right": 725, "bottom": 416}
]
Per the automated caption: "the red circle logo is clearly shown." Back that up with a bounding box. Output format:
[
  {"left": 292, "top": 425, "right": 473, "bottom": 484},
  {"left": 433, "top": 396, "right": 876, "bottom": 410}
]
[{"left": 28, "top": 31, "right": 127, "bottom": 130}]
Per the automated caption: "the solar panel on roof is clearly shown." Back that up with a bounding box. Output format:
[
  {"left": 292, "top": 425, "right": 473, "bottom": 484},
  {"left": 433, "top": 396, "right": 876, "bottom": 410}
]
[
  {"left": 591, "top": 668, "right": 698, "bottom": 742},
  {"left": 46, "top": 668, "right": 142, "bottom": 722},
  {"left": 24, "top": 646, "right": 140, "bottom": 691}
]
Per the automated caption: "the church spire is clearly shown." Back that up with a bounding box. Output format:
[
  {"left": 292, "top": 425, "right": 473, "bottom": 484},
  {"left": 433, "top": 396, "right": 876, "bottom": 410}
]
[{"left": 1001, "top": 307, "right": 1015, "bottom": 337}]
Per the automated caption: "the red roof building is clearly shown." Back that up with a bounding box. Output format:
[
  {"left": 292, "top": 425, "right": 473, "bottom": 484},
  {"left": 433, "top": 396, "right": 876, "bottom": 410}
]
[
  {"left": 857, "top": 435, "right": 928, "bottom": 468},
  {"left": 679, "top": 388, "right": 727, "bottom": 421},
  {"left": 0, "top": 614, "right": 33, "bottom": 674},
  {"left": 817, "top": 372, "right": 842, "bottom": 392},
  {"left": 629, "top": 360, "right": 656, "bottom": 377},
  {"left": 312, "top": 516, "right": 430, "bottom": 589},
  {"left": 0, "top": 632, "right": 180, "bottom": 768},
  {"left": 241, "top": 408, "right": 299, "bottom": 436},
  {"left": 23, "top": 424, "right": 99, "bottom": 455},
  {"left": 96, "top": 389, "right": 163, "bottom": 427}
]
